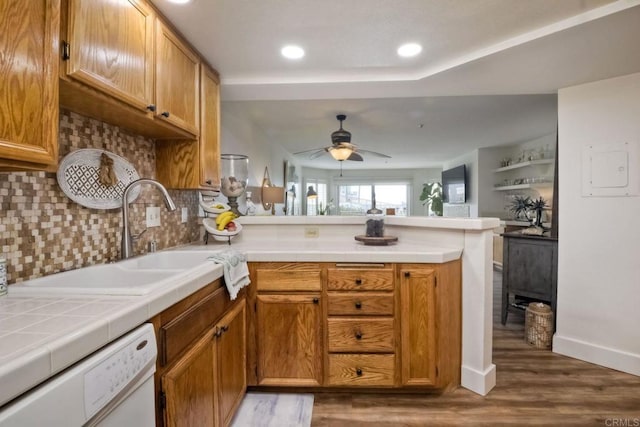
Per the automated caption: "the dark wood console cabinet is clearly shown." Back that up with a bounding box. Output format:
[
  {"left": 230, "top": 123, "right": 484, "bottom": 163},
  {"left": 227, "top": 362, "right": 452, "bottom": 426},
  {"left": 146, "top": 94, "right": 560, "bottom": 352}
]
[{"left": 501, "top": 232, "right": 558, "bottom": 326}]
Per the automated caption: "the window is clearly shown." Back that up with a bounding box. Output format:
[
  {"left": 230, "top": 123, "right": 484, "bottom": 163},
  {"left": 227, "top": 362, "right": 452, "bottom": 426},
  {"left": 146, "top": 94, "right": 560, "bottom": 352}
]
[
  {"left": 305, "top": 180, "right": 327, "bottom": 215},
  {"left": 336, "top": 183, "right": 409, "bottom": 216}
]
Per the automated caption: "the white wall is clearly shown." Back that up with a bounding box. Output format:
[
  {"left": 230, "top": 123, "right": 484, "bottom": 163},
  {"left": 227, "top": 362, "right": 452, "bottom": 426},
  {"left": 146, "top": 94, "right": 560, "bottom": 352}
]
[
  {"left": 554, "top": 72, "right": 640, "bottom": 376},
  {"left": 221, "top": 107, "right": 299, "bottom": 214}
]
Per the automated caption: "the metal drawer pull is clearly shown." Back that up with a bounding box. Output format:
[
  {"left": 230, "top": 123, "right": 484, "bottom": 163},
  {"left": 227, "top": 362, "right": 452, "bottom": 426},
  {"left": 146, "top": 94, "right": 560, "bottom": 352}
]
[
  {"left": 355, "top": 278, "right": 362, "bottom": 285},
  {"left": 356, "top": 368, "right": 363, "bottom": 376},
  {"left": 161, "top": 111, "right": 170, "bottom": 118},
  {"left": 354, "top": 301, "right": 362, "bottom": 309},
  {"left": 355, "top": 331, "right": 363, "bottom": 340},
  {"left": 312, "top": 297, "right": 319, "bottom": 304}
]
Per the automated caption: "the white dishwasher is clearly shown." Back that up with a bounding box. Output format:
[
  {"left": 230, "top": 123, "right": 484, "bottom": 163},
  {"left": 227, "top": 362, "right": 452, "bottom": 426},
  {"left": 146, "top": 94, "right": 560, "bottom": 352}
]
[{"left": 0, "top": 323, "right": 157, "bottom": 427}]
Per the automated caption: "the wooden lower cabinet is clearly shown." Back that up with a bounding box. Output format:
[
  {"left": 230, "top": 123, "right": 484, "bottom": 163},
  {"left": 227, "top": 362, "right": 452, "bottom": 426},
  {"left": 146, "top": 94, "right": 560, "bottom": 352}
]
[
  {"left": 399, "top": 262, "right": 462, "bottom": 389},
  {"left": 249, "top": 261, "right": 462, "bottom": 392},
  {"left": 152, "top": 280, "right": 246, "bottom": 427},
  {"left": 255, "top": 293, "right": 323, "bottom": 386}
]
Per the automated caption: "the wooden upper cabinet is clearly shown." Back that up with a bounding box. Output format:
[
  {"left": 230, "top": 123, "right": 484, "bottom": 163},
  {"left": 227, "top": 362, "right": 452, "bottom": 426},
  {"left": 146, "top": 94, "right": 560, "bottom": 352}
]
[
  {"left": 64, "top": 0, "right": 154, "bottom": 112},
  {"left": 155, "top": 64, "right": 219, "bottom": 189},
  {"left": 199, "top": 65, "right": 221, "bottom": 188},
  {"left": 155, "top": 19, "right": 200, "bottom": 136},
  {"left": 0, "top": 0, "right": 59, "bottom": 170}
]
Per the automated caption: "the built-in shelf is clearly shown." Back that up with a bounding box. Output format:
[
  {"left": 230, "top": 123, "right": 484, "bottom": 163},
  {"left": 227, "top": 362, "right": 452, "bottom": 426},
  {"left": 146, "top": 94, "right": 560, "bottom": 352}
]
[
  {"left": 494, "top": 183, "right": 552, "bottom": 191},
  {"left": 493, "top": 158, "right": 554, "bottom": 173}
]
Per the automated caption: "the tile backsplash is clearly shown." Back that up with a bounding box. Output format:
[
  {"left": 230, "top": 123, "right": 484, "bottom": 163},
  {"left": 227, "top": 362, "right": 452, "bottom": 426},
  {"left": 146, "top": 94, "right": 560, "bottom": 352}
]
[{"left": 0, "top": 109, "right": 201, "bottom": 284}]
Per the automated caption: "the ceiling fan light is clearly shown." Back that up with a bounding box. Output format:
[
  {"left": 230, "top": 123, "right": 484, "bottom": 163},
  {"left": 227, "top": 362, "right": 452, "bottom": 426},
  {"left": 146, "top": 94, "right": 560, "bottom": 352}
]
[{"left": 329, "top": 146, "right": 353, "bottom": 161}]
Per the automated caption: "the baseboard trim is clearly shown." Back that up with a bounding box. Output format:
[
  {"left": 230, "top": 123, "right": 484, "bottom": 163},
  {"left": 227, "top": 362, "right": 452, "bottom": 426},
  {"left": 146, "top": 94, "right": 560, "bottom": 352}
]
[
  {"left": 553, "top": 334, "right": 640, "bottom": 376},
  {"left": 461, "top": 363, "right": 496, "bottom": 396}
]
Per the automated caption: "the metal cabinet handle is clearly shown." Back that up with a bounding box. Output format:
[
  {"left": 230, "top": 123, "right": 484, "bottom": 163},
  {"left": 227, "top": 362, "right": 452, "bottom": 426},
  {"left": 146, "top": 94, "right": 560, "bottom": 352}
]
[
  {"left": 221, "top": 325, "right": 229, "bottom": 332},
  {"left": 214, "top": 328, "right": 223, "bottom": 338},
  {"left": 205, "top": 179, "right": 212, "bottom": 185},
  {"left": 355, "top": 331, "right": 363, "bottom": 340},
  {"left": 146, "top": 104, "right": 156, "bottom": 112},
  {"left": 161, "top": 111, "right": 170, "bottom": 118},
  {"left": 356, "top": 368, "right": 363, "bottom": 376},
  {"left": 404, "top": 271, "right": 410, "bottom": 278},
  {"left": 354, "top": 301, "right": 362, "bottom": 309},
  {"left": 355, "top": 278, "right": 362, "bottom": 285},
  {"left": 312, "top": 297, "right": 319, "bottom": 304}
]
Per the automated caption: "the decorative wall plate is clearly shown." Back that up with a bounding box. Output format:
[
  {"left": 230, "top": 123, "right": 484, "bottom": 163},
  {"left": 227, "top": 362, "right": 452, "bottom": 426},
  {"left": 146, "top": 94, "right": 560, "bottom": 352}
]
[{"left": 57, "top": 149, "right": 141, "bottom": 209}]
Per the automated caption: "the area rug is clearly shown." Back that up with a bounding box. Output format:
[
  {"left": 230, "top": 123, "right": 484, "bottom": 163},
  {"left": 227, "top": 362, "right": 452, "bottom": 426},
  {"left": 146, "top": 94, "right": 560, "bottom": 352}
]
[{"left": 231, "top": 392, "right": 314, "bottom": 427}]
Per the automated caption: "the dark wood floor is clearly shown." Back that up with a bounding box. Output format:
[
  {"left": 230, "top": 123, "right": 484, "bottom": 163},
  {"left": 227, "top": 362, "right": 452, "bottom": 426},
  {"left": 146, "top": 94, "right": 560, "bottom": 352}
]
[{"left": 311, "top": 270, "right": 640, "bottom": 426}]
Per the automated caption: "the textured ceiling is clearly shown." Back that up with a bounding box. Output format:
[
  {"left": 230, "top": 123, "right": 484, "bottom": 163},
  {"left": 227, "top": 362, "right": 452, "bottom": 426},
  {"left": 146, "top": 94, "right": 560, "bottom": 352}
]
[{"left": 151, "top": 0, "right": 640, "bottom": 169}]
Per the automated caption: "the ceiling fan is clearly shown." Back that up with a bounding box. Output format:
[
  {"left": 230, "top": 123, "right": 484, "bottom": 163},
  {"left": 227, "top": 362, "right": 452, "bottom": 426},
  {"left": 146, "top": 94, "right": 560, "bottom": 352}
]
[{"left": 294, "top": 114, "right": 391, "bottom": 162}]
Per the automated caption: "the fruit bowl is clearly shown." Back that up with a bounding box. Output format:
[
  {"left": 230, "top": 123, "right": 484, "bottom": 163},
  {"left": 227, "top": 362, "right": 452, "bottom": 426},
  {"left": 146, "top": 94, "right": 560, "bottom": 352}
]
[
  {"left": 202, "top": 218, "right": 242, "bottom": 242},
  {"left": 199, "top": 200, "right": 230, "bottom": 214}
]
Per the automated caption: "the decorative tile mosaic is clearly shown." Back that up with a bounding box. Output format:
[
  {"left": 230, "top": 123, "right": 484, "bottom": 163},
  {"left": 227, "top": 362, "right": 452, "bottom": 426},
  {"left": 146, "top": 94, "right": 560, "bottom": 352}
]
[{"left": 0, "top": 110, "right": 201, "bottom": 284}]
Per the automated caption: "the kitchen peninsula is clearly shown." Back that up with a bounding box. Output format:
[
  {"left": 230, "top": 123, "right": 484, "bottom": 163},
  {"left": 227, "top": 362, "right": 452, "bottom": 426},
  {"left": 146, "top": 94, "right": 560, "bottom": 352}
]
[{"left": 1, "top": 216, "right": 498, "bottom": 421}]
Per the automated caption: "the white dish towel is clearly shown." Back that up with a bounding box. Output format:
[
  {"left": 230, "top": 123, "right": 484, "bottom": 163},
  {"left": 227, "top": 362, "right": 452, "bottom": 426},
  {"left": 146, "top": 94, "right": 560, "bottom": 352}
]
[{"left": 208, "top": 249, "right": 251, "bottom": 300}]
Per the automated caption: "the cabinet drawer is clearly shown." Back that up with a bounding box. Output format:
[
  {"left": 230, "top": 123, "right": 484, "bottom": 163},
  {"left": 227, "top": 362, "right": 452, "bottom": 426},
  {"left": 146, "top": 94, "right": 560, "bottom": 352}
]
[
  {"left": 256, "top": 269, "right": 321, "bottom": 292},
  {"left": 328, "top": 318, "right": 394, "bottom": 352},
  {"left": 327, "top": 268, "right": 393, "bottom": 291},
  {"left": 160, "top": 285, "right": 229, "bottom": 366},
  {"left": 327, "top": 293, "right": 394, "bottom": 316},
  {"left": 328, "top": 354, "right": 395, "bottom": 386}
]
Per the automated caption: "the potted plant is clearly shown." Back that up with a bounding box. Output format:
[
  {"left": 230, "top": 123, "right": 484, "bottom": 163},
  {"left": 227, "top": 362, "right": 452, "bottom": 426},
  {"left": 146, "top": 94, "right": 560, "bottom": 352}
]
[
  {"left": 420, "top": 182, "right": 443, "bottom": 216},
  {"left": 509, "top": 195, "right": 533, "bottom": 222},
  {"left": 530, "top": 197, "right": 548, "bottom": 228}
]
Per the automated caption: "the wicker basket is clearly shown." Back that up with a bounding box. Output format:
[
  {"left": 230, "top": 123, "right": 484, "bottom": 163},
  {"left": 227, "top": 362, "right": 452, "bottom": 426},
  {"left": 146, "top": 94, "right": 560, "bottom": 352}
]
[{"left": 525, "top": 302, "right": 554, "bottom": 349}]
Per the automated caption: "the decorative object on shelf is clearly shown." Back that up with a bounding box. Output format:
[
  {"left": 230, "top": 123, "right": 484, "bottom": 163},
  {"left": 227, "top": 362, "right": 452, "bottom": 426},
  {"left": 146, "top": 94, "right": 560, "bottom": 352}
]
[
  {"left": 509, "top": 195, "right": 533, "bottom": 222},
  {"left": 220, "top": 154, "right": 248, "bottom": 216},
  {"left": 261, "top": 167, "right": 285, "bottom": 215},
  {"left": 57, "top": 149, "right": 141, "bottom": 209},
  {"left": 530, "top": 197, "right": 548, "bottom": 228},
  {"left": 318, "top": 199, "right": 333, "bottom": 215},
  {"left": 245, "top": 191, "right": 257, "bottom": 216},
  {"left": 419, "top": 182, "right": 443, "bottom": 216},
  {"left": 354, "top": 235, "right": 398, "bottom": 246}
]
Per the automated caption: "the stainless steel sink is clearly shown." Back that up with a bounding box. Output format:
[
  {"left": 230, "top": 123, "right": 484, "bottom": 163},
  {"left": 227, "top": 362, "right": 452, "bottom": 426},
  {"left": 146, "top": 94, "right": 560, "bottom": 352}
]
[{"left": 9, "top": 251, "right": 218, "bottom": 296}]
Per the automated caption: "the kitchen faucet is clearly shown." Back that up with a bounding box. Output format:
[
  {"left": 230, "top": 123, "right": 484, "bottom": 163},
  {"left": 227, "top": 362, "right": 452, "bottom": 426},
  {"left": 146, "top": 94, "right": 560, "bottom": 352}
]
[{"left": 121, "top": 178, "right": 177, "bottom": 259}]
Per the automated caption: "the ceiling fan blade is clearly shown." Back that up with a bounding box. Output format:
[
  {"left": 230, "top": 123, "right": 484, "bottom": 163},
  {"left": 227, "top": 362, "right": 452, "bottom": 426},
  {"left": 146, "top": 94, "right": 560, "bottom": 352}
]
[
  {"left": 293, "top": 147, "right": 324, "bottom": 155},
  {"left": 356, "top": 149, "right": 391, "bottom": 159},
  {"left": 347, "top": 152, "right": 363, "bottom": 161},
  {"left": 309, "top": 149, "right": 329, "bottom": 160}
]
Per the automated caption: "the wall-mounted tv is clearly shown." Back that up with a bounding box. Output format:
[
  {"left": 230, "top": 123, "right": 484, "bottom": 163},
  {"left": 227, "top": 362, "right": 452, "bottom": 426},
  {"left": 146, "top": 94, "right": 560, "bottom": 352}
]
[{"left": 442, "top": 164, "right": 466, "bottom": 204}]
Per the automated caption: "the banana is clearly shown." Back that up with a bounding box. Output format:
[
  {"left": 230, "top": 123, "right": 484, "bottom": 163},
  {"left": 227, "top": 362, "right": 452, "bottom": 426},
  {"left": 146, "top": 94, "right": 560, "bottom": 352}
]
[
  {"left": 217, "top": 215, "right": 235, "bottom": 231},
  {"left": 215, "top": 211, "right": 234, "bottom": 225}
]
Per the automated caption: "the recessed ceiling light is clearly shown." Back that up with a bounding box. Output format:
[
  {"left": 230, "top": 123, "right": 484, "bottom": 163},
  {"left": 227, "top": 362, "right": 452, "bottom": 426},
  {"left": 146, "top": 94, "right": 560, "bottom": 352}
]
[
  {"left": 397, "top": 43, "right": 422, "bottom": 58},
  {"left": 166, "top": 0, "right": 191, "bottom": 4},
  {"left": 281, "top": 45, "right": 305, "bottom": 60}
]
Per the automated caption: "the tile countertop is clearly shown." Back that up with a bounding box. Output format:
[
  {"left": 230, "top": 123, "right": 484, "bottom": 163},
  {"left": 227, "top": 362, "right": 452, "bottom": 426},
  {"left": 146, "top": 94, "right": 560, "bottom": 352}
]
[{"left": 0, "top": 238, "right": 462, "bottom": 407}]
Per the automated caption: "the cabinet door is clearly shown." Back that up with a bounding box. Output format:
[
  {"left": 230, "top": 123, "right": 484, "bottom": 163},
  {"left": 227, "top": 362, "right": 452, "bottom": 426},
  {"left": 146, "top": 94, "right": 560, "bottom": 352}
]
[
  {"left": 0, "top": 0, "right": 59, "bottom": 169},
  {"left": 400, "top": 268, "right": 438, "bottom": 386},
  {"left": 199, "top": 65, "right": 221, "bottom": 188},
  {"left": 162, "top": 329, "right": 216, "bottom": 427},
  {"left": 64, "top": 0, "right": 154, "bottom": 112},
  {"left": 256, "top": 294, "right": 323, "bottom": 386},
  {"left": 216, "top": 301, "right": 246, "bottom": 427},
  {"left": 155, "top": 20, "right": 200, "bottom": 136}
]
